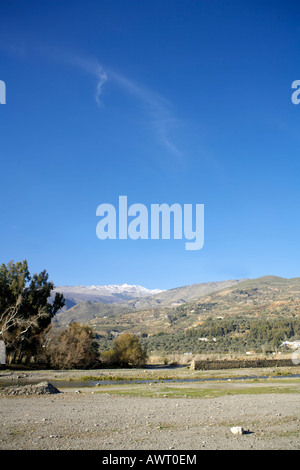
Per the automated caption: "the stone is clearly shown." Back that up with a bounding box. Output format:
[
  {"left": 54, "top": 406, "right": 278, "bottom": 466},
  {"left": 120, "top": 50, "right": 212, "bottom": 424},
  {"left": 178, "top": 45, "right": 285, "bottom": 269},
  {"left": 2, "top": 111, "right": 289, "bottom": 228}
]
[
  {"left": 0, "top": 381, "right": 61, "bottom": 396},
  {"left": 230, "top": 426, "right": 245, "bottom": 435}
]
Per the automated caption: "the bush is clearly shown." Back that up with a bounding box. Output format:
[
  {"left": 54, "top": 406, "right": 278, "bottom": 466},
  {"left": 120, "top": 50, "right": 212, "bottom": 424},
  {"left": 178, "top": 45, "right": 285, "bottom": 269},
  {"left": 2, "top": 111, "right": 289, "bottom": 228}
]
[
  {"left": 44, "top": 322, "right": 99, "bottom": 369},
  {"left": 100, "top": 332, "right": 147, "bottom": 367}
]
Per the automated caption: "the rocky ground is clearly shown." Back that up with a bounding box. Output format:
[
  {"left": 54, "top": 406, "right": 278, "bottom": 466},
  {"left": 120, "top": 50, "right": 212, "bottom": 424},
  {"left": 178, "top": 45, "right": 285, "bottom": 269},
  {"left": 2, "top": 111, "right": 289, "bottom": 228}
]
[{"left": 0, "top": 367, "right": 299, "bottom": 450}]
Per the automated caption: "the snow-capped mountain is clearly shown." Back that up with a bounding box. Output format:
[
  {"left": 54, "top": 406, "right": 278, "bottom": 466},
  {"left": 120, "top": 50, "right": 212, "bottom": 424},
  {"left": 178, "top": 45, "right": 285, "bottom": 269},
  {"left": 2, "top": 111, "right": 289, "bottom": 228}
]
[{"left": 52, "top": 284, "right": 163, "bottom": 310}]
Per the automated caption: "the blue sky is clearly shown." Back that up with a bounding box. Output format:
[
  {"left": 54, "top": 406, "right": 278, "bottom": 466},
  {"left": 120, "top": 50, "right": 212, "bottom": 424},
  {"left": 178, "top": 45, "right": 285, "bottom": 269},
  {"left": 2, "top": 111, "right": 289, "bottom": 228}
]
[{"left": 0, "top": 0, "right": 300, "bottom": 290}]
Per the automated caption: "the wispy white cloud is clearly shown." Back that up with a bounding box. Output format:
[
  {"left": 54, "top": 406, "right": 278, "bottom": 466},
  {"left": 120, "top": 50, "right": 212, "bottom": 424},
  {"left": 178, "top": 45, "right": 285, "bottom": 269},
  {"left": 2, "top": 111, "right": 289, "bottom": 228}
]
[
  {"left": 108, "top": 69, "right": 182, "bottom": 157},
  {"left": 0, "top": 39, "right": 182, "bottom": 157},
  {"left": 56, "top": 53, "right": 108, "bottom": 106},
  {"left": 95, "top": 72, "right": 107, "bottom": 106},
  {"left": 61, "top": 53, "right": 182, "bottom": 156}
]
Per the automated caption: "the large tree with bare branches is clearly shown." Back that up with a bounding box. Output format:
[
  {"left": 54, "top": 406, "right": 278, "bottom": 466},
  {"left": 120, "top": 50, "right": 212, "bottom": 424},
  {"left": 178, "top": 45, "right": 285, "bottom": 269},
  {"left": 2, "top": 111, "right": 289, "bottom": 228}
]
[{"left": 0, "top": 260, "right": 64, "bottom": 364}]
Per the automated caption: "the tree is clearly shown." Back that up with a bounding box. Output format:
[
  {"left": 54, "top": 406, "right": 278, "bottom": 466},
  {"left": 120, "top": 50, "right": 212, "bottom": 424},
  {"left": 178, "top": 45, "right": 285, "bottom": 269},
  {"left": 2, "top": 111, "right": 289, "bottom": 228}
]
[
  {"left": 44, "top": 322, "right": 99, "bottom": 369},
  {"left": 0, "top": 260, "right": 64, "bottom": 364},
  {"left": 101, "top": 332, "right": 147, "bottom": 367}
]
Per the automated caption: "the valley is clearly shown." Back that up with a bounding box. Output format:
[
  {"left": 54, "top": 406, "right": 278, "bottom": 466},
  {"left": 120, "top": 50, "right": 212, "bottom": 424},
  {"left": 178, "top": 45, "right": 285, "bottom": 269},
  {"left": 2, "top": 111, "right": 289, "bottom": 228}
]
[{"left": 53, "top": 276, "right": 300, "bottom": 357}]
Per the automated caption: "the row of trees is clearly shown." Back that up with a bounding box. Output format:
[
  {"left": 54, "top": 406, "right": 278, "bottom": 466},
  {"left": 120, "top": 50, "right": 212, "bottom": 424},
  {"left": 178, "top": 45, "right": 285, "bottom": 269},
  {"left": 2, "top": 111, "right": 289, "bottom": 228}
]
[{"left": 0, "top": 260, "right": 147, "bottom": 368}]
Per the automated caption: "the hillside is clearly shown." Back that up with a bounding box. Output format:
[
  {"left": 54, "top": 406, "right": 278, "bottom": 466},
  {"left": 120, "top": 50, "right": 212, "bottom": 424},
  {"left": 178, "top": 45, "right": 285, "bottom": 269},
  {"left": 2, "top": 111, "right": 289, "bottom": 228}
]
[
  {"left": 55, "top": 278, "right": 244, "bottom": 326},
  {"left": 52, "top": 284, "right": 163, "bottom": 311},
  {"left": 55, "top": 275, "right": 300, "bottom": 354},
  {"left": 78, "top": 275, "right": 300, "bottom": 333},
  {"left": 54, "top": 301, "right": 136, "bottom": 326},
  {"left": 126, "top": 279, "right": 244, "bottom": 309}
]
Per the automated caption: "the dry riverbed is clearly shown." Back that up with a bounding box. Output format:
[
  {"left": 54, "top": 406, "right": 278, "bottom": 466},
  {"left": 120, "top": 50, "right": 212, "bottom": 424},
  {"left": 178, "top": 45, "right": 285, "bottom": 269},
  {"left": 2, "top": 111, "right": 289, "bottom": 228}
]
[{"left": 0, "top": 366, "right": 299, "bottom": 450}]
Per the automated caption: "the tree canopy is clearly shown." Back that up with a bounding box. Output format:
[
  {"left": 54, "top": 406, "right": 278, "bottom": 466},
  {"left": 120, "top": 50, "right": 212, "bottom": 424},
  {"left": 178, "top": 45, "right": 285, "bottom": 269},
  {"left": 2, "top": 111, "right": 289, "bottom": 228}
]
[
  {"left": 0, "top": 259, "right": 65, "bottom": 363},
  {"left": 44, "top": 322, "right": 99, "bottom": 369},
  {"left": 101, "top": 332, "right": 147, "bottom": 367}
]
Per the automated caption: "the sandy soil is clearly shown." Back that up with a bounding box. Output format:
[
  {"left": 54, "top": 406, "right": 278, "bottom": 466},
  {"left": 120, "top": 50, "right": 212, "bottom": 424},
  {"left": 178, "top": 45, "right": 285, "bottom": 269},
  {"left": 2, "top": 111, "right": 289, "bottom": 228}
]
[{"left": 0, "top": 368, "right": 299, "bottom": 450}]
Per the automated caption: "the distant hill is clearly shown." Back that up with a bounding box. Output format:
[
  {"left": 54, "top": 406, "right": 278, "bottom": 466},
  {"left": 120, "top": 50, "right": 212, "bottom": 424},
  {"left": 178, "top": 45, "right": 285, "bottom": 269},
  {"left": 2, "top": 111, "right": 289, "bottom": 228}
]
[
  {"left": 138, "top": 275, "right": 300, "bottom": 354},
  {"left": 52, "top": 284, "right": 163, "bottom": 311},
  {"left": 54, "top": 301, "right": 136, "bottom": 326},
  {"left": 119, "top": 275, "right": 300, "bottom": 335},
  {"left": 55, "top": 275, "right": 300, "bottom": 335},
  {"left": 55, "top": 278, "right": 244, "bottom": 326},
  {"left": 53, "top": 275, "right": 300, "bottom": 354},
  {"left": 127, "top": 279, "right": 244, "bottom": 309}
]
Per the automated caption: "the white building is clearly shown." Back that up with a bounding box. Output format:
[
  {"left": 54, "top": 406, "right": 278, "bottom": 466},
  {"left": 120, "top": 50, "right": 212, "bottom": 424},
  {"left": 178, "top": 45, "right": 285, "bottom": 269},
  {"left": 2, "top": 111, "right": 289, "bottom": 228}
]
[
  {"left": 0, "top": 341, "right": 6, "bottom": 365},
  {"left": 279, "top": 341, "right": 300, "bottom": 350}
]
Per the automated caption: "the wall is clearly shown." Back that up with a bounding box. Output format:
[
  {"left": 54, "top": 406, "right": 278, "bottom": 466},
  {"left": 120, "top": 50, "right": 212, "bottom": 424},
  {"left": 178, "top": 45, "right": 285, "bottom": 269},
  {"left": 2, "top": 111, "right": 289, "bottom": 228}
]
[{"left": 191, "top": 358, "right": 295, "bottom": 370}]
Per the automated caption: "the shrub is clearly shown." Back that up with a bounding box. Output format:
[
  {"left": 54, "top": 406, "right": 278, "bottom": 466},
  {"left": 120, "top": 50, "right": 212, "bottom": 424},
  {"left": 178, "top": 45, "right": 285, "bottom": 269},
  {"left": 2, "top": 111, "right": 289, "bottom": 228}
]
[
  {"left": 44, "top": 322, "right": 99, "bottom": 369},
  {"left": 100, "top": 332, "right": 147, "bottom": 367}
]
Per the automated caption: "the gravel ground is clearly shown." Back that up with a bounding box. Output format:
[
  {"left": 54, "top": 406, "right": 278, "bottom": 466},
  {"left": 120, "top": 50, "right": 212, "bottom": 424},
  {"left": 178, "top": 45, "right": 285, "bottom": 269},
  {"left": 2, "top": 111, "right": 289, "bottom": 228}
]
[{"left": 0, "top": 385, "right": 299, "bottom": 450}]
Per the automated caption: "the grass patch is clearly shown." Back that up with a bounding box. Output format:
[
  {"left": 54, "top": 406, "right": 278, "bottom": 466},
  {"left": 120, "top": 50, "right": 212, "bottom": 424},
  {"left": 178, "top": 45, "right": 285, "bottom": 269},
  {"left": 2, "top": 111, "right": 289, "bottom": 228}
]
[
  {"left": 79, "top": 375, "right": 139, "bottom": 382},
  {"left": 272, "top": 370, "right": 296, "bottom": 376},
  {"left": 79, "top": 374, "right": 183, "bottom": 382},
  {"left": 155, "top": 423, "right": 179, "bottom": 430},
  {"left": 94, "top": 383, "right": 300, "bottom": 399}
]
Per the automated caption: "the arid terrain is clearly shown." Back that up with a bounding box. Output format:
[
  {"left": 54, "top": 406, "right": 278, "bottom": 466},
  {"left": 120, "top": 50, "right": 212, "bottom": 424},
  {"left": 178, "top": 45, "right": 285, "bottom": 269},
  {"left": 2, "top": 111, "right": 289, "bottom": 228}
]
[{"left": 0, "top": 366, "right": 299, "bottom": 450}]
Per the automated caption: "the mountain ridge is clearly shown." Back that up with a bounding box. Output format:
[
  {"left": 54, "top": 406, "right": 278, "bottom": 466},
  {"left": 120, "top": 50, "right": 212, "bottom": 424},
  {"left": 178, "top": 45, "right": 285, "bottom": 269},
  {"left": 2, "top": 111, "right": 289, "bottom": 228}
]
[
  {"left": 54, "top": 275, "right": 300, "bottom": 340},
  {"left": 55, "top": 278, "right": 245, "bottom": 325},
  {"left": 52, "top": 283, "right": 163, "bottom": 310}
]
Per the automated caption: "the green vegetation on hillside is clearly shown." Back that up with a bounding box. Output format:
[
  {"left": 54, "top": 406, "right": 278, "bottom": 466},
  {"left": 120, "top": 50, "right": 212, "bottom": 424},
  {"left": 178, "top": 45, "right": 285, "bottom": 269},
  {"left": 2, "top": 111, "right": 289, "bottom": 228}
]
[
  {"left": 139, "top": 316, "right": 300, "bottom": 355},
  {"left": 59, "top": 275, "right": 300, "bottom": 358}
]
